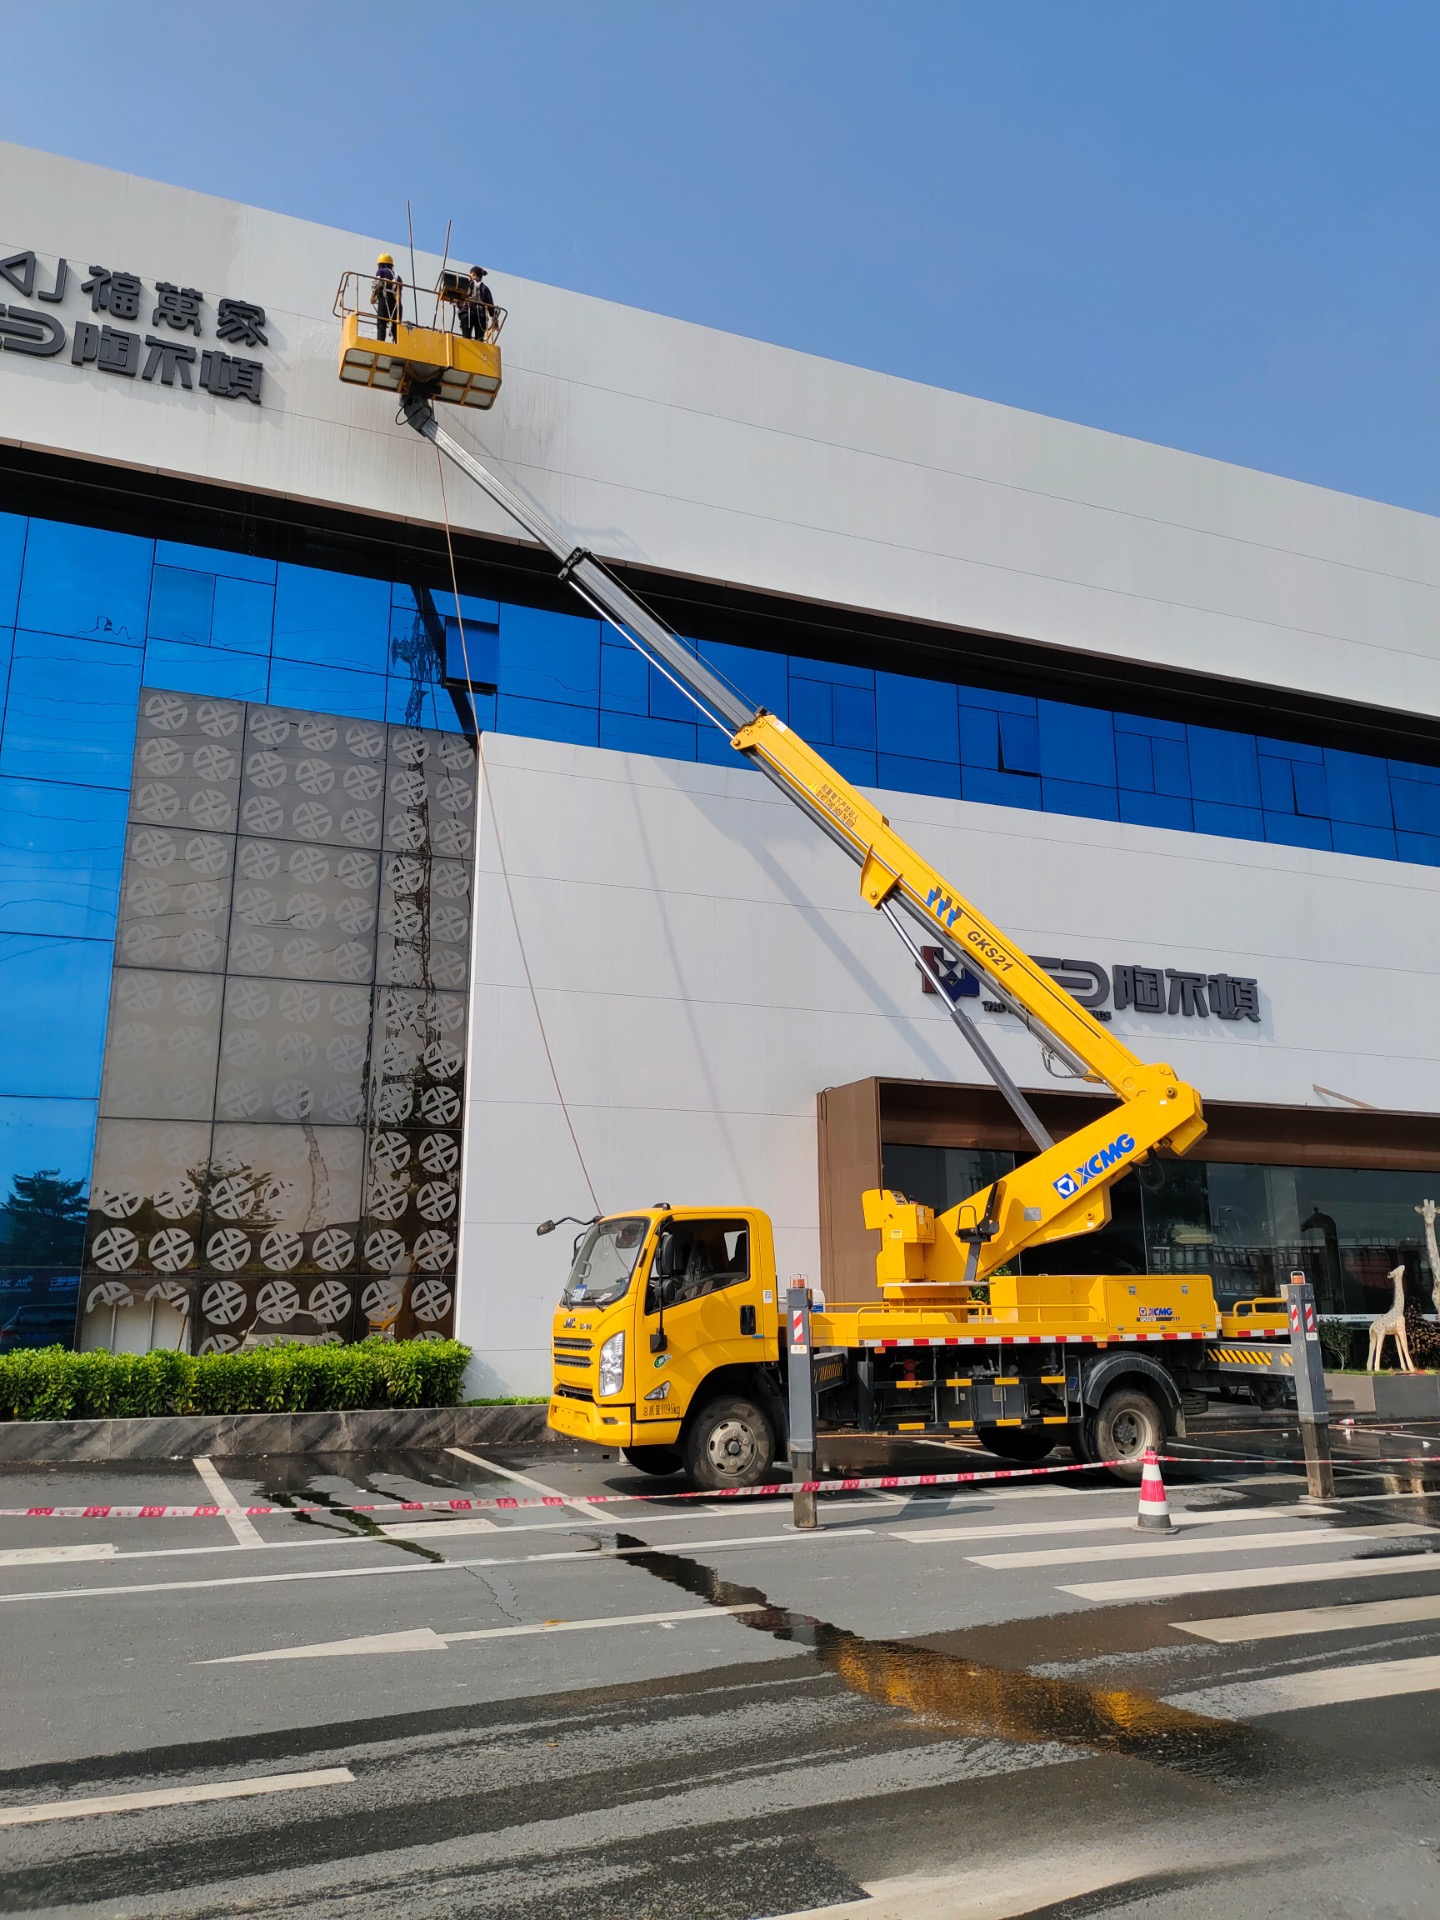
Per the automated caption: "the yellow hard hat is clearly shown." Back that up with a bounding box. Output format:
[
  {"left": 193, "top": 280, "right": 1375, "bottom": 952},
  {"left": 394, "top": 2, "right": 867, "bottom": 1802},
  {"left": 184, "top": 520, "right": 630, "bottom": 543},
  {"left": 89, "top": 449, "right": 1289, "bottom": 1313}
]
[{"left": 378, "top": 252, "right": 393, "bottom": 264}]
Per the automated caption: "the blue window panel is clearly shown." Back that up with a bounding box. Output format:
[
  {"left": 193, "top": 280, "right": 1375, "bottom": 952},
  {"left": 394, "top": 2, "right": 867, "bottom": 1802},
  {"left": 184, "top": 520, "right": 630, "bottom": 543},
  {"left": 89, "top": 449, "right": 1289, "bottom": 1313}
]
[
  {"left": 267, "top": 658, "right": 387, "bottom": 721},
  {"left": 955, "top": 683, "right": 1036, "bottom": 717},
  {"left": 1332, "top": 822, "right": 1398, "bottom": 860},
  {"left": 1389, "top": 756, "right": 1440, "bottom": 787},
  {"left": 17, "top": 520, "right": 152, "bottom": 646},
  {"left": 0, "top": 1095, "right": 98, "bottom": 1202},
  {"left": 0, "top": 632, "right": 142, "bottom": 788},
  {"left": 1043, "top": 778, "right": 1119, "bottom": 823},
  {"left": 1258, "top": 755, "right": 1295, "bottom": 814},
  {"left": 876, "top": 673, "right": 959, "bottom": 765},
  {"left": 961, "top": 766, "right": 1042, "bottom": 810},
  {"left": 144, "top": 639, "right": 270, "bottom": 703},
  {"left": 998, "top": 712, "right": 1041, "bottom": 775},
  {"left": 1322, "top": 749, "right": 1390, "bottom": 827},
  {"left": 831, "top": 683, "right": 876, "bottom": 752},
  {"left": 1187, "top": 726, "right": 1261, "bottom": 807},
  {"left": 0, "top": 778, "right": 126, "bottom": 939},
  {"left": 431, "top": 589, "right": 500, "bottom": 628},
  {"left": 157, "top": 539, "right": 275, "bottom": 584},
  {"left": 1151, "top": 737, "right": 1191, "bottom": 798},
  {"left": 1115, "top": 732, "right": 1154, "bottom": 793},
  {"left": 599, "top": 712, "right": 697, "bottom": 760},
  {"left": 599, "top": 644, "right": 649, "bottom": 715},
  {"left": 828, "top": 746, "right": 878, "bottom": 787},
  {"left": 701, "top": 642, "right": 789, "bottom": 719},
  {"left": 147, "top": 565, "right": 214, "bottom": 647},
  {"left": 439, "top": 622, "right": 499, "bottom": 687},
  {"left": 1038, "top": 702, "right": 1115, "bottom": 786},
  {"left": 1119, "top": 790, "right": 1193, "bottom": 832},
  {"left": 1258, "top": 734, "right": 1322, "bottom": 763},
  {"left": 496, "top": 694, "right": 599, "bottom": 748},
  {"left": 1291, "top": 760, "right": 1329, "bottom": 818},
  {"left": 959, "top": 707, "right": 999, "bottom": 770},
  {"left": 384, "top": 680, "right": 466, "bottom": 732},
  {"left": 1391, "top": 778, "right": 1440, "bottom": 836},
  {"left": 788, "top": 655, "right": 874, "bottom": 689},
  {"left": 1115, "top": 710, "right": 1186, "bottom": 742},
  {"left": 1264, "top": 812, "right": 1332, "bottom": 852},
  {"left": 1398, "top": 831, "right": 1440, "bottom": 867},
  {"left": 1192, "top": 799, "right": 1265, "bottom": 842},
  {"left": 877, "top": 754, "right": 961, "bottom": 801},
  {"left": 497, "top": 604, "right": 601, "bottom": 708},
  {"left": 272, "top": 564, "right": 390, "bottom": 674},
  {"left": 787, "top": 677, "right": 832, "bottom": 743},
  {"left": 0, "top": 935, "right": 112, "bottom": 1098},
  {"left": 649, "top": 661, "right": 701, "bottom": 725},
  {"left": 211, "top": 577, "right": 274, "bottom": 655},
  {"left": 0, "top": 514, "right": 24, "bottom": 628}
]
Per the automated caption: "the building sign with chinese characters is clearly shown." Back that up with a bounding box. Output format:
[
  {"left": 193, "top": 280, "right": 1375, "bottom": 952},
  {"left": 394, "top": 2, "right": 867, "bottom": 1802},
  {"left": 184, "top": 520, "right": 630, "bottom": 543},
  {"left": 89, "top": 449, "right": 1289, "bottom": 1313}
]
[
  {"left": 0, "top": 249, "right": 269, "bottom": 404},
  {"left": 919, "top": 949, "right": 1263, "bottom": 1024}
]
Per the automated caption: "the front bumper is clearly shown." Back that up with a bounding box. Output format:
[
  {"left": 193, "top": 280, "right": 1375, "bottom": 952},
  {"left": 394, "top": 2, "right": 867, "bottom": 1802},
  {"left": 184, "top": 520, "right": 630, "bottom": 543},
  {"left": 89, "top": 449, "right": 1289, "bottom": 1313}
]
[{"left": 548, "top": 1395, "right": 637, "bottom": 1446}]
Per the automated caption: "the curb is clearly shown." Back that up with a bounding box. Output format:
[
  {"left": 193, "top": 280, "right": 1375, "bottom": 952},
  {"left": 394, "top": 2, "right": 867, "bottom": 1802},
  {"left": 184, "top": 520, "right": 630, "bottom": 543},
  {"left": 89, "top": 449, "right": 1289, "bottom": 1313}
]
[{"left": 0, "top": 1402, "right": 559, "bottom": 1464}]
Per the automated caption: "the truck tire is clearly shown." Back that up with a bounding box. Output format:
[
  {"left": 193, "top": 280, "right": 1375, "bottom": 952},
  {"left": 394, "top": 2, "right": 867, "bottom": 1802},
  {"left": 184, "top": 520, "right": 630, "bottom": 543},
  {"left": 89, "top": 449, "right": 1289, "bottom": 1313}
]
[
  {"left": 621, "top": 1446, "right": 683, "bottom": 1477},
  {"left": 1085, "top": 1386, "right": 1166, "bottom": 1482},
  {"left": 976, "top": 1427, "right": 1056, "bottom": 1463},
  {"left": 682, "top": 1396, "right": 775, "bottom": 1491}
]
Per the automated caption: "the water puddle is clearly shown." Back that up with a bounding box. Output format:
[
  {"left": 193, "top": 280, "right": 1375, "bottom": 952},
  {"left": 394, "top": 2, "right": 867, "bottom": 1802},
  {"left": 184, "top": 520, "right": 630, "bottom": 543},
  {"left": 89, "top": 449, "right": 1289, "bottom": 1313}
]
[{"left": 612, "top": 1533, "right": 1275, "bottom": 1784}]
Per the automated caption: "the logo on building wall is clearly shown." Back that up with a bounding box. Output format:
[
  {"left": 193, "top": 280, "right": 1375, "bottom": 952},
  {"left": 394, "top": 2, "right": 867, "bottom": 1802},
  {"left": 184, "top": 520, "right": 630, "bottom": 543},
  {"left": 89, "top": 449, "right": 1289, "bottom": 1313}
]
[
  {"left": 918, "top": 948, "right": 1263, "bottom": 1022},
  {"left": 0, "top": 249, "right": 269, "bottom": 404}
]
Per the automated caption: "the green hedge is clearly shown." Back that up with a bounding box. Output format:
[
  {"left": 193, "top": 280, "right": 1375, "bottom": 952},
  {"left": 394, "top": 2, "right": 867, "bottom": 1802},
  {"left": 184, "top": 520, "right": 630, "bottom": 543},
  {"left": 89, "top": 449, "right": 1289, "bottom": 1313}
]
[{"left": 0, "top": 1339, "right": 471, "bottom": 1422}]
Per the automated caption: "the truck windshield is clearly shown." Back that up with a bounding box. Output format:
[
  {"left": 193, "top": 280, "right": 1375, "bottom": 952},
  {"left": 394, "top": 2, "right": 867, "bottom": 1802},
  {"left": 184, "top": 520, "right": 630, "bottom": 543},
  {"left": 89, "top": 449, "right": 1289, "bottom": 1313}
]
[{"left": 562, "top": 1217, "right": 649, "bottom": 1308}]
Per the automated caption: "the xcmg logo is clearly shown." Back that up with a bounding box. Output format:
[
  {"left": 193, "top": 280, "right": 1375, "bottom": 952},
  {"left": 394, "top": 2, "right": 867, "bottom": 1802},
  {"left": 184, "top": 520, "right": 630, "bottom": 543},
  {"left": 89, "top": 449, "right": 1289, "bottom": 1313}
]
[
  {"left": 1052, "top": 1133, "right": 1136, "bottom": 1200},
  {"left": 925, "top": 885, "right": 961, "bottom": 929}
]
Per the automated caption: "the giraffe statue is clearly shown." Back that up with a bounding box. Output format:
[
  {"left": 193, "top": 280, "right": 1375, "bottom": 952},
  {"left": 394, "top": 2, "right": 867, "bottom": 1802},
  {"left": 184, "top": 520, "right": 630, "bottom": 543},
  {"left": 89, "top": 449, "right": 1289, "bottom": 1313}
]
[
  {"left": 1367, "top": 1264, "right": 1415, "bottom": 1373},
  {"left": 1416, "top": 1200, "right": 1440, "bottom": 1318}
]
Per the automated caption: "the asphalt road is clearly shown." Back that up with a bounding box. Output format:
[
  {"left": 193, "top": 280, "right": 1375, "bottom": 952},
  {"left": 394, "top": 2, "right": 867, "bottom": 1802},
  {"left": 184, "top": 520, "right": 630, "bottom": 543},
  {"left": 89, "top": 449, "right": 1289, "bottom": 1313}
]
[{"left": 2, "top": 1418, "right": 1440, "bottom": 1919}]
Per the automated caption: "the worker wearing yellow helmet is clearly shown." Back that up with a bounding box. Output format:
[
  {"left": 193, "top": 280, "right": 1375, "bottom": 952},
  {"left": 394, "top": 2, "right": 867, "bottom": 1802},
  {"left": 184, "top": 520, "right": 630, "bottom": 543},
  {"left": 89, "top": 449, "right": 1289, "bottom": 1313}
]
[{"left": 370, "top": 251, "right": 403, "bottom": 344}]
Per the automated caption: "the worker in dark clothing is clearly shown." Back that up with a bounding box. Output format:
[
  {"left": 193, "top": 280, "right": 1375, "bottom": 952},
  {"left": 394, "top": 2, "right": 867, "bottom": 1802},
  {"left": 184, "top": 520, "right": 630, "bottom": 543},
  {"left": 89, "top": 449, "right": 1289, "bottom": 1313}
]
[
  {"left": 371, "top": 252, "right": 403, "bottom": 342},
  {"left": 459, "top": 266, "right": 495, "bottom": 340}
]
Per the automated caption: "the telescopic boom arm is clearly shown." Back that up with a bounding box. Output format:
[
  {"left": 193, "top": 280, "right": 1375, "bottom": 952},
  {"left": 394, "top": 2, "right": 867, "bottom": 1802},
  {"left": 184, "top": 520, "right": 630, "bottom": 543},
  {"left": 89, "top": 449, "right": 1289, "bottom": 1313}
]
[{"left": 405, "top": 399, "right": 1207, "bottom": 1286}]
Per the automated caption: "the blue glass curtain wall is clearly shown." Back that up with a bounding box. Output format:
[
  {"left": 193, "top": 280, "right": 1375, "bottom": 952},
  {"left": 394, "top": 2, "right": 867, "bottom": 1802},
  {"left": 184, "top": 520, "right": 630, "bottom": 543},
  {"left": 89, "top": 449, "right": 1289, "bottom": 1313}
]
[{"left": 1, "top": 504, "right": 1438, "bottom": 1348}]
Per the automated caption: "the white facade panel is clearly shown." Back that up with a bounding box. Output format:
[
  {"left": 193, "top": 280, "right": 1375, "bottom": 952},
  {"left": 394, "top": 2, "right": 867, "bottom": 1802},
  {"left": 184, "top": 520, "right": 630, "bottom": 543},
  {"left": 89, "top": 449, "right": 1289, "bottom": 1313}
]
[
  {"left": 460, "top": 734, "right": 1440, "bottom": 1394},
  {"left": 6, "top": 142, "right": 1440, "bottom": 719}
]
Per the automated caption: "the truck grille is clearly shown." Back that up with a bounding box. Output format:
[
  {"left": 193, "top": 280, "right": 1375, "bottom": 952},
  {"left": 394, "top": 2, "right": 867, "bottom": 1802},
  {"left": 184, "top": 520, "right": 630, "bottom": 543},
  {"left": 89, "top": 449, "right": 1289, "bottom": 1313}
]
[
  {"left": 553, "top": 1336, "right": 592, "bottom": 1351},
  {"left": 553, "top": 1334, "right": 593, "bottom": 1374},
  {"left": 552, "top": 1352, "right": 591, "bottom": 1370},
  {"left": 555, "top": 1383, "right": 593, "bottom": 1402}
]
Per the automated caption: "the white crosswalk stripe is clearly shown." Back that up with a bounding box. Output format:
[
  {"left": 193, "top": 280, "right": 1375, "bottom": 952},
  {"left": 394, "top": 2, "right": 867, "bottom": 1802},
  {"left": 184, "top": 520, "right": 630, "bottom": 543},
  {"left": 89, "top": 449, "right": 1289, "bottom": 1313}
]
[
  {"left": 1062, "top": 1548, "right": 1440, "bottom": 1603},
  {"left": 1166, "top": 1651, "right": 1440, "bottom": 1719},
  {"left": 1176, "top": 1593, "right": 1440, "bottom": 1643},
  {"left": 893, "top": 1503, "right": 1333, "bottom": 1546}
]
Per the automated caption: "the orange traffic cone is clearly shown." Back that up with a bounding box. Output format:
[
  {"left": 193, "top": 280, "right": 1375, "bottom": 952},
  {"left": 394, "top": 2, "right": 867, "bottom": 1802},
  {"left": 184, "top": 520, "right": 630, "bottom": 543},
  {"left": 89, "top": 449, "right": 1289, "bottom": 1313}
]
[{"left": 1134, "top": 1448, "right": 1174, "bottom": 1534}]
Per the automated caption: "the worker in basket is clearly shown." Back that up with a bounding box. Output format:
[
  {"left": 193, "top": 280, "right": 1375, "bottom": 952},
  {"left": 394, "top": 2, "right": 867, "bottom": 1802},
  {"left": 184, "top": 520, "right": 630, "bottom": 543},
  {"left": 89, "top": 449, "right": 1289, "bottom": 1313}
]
[
  {"left": 458, "top": 265, "right": 496, "bottom": 341},
  {"left": 371, "top": 251, "right": 403, "bottom": 343}
]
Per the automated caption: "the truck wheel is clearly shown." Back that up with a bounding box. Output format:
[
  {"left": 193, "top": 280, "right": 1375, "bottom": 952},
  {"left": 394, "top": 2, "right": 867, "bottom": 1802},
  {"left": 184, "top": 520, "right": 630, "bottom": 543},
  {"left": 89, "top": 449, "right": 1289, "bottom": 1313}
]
[
  {"left": 682, "top": 1396, "right": 775, "bottom": 1491},
  {"left": 1251, "top": 1380, "right": 1284, "bottom": 1412},
  {"left": 621, "top": 1446, "right": 683, "bottom": 1477},
  {"left": 1085, "top": 1387, "right": 1166, "bottom": 1483},
  {"left": 976, "top": 1427, "right": 1056, "bottom": 1463}
]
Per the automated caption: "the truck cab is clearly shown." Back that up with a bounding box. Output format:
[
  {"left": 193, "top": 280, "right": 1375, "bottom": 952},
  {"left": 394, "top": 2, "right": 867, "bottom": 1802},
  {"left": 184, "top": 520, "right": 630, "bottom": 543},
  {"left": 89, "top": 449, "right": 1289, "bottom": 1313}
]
[{"left": 547, "top": 1207, "right": 786, "bottom": 1486}]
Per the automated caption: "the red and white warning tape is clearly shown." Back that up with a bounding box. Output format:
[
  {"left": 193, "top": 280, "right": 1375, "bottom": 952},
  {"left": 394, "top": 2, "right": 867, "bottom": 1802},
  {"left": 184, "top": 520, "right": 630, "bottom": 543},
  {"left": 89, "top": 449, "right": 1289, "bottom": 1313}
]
[{"left": 3, "top": 1447, "right": 1437, "bottom": 1520}]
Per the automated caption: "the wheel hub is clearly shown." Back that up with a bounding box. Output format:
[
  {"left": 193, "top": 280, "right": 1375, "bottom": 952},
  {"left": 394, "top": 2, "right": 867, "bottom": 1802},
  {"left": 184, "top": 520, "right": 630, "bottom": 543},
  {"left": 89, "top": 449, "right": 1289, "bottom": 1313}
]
[{"left": 706, "top": 1418, "right": 758, "bottom": 1475}]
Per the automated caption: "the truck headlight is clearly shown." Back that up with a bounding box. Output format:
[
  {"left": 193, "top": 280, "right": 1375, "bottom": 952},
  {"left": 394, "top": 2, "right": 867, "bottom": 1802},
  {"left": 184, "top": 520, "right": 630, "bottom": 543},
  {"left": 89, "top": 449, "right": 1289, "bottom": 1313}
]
[{"left": 598, "top": 1331, "right": 625, "bottom": 1398}]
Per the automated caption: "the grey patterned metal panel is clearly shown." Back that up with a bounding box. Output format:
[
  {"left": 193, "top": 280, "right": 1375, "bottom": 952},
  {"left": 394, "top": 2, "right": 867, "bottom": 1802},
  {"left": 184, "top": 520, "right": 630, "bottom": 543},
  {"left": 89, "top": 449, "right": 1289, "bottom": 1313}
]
[{"left": 80, "top": 689, "right": 475, "bottom": 1353}]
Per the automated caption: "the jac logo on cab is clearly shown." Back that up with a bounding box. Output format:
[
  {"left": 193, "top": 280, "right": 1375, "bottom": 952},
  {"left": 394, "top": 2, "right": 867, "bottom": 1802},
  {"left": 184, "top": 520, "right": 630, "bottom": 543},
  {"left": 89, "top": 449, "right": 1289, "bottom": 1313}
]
[{"left": 1052, "top": 1133, "right": 1136, "bottom": 1199}]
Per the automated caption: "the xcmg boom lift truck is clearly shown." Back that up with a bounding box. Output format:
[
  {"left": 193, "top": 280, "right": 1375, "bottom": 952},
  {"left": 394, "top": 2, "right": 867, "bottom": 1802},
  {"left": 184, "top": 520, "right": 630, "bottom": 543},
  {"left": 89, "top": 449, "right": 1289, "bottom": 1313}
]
[{"left": 338, "top": 278, "right": 1300, "bottom": 1488}]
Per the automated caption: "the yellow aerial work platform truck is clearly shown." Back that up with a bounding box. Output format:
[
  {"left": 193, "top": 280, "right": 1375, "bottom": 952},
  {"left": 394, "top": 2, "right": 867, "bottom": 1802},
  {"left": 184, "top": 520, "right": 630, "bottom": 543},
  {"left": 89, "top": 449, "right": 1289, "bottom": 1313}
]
[{"left": 341, "top": 302, "right": 1321, "bottom": 1490}]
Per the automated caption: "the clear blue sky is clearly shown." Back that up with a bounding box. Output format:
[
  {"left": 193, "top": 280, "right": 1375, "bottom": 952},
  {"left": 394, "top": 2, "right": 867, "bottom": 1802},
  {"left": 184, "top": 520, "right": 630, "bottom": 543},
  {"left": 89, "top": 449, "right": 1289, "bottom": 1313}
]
[{"left": 4, "top": 1, "right": 1438, "bottom": 513}]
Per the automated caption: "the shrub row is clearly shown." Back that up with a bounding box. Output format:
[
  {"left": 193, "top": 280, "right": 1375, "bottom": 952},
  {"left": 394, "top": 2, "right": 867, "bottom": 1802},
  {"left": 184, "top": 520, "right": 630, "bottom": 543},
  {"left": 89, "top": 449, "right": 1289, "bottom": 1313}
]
[{"left": 0, "top": 1339, "right": 471, "bottom": 1422}]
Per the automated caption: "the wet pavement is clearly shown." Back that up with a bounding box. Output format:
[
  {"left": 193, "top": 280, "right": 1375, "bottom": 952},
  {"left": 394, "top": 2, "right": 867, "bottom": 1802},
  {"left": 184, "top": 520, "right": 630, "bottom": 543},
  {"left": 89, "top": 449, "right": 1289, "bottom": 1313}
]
[{"left": 1, "top": 1420, "right": 1439, "bottom": 1917}]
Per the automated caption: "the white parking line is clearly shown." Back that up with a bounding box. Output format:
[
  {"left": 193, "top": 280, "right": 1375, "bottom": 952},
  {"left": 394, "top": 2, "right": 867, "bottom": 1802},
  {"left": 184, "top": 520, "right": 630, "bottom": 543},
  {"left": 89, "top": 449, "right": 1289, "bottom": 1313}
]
[
  {"left": 0, "top": 1767, "right": 353, "bottom": 1828},
  {"left": 0, "top": 1545, "right": 117, "bottom": 1567},
  {"left": 193, "top": 1458, "right": 262, "bottom": 1549},
  {"left": 446, "top": 1447, "right": 612, "bottom": 1522},
  {"left": 1176, "top": 1593, "right": 1440, "bottom": 1643},
  {"left": 969, "top": 1524, "right": 1425, "bottom": 1570},
  {"left": 1166, "top": 1651, "right": 1440, "bottom": 1719},
  {"left": 1064, "top": 1548, "right": 1440, "bottom": 1602},
  {"left": 893, "top": 1504, "right": 1333, "bottom": 1545}
]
